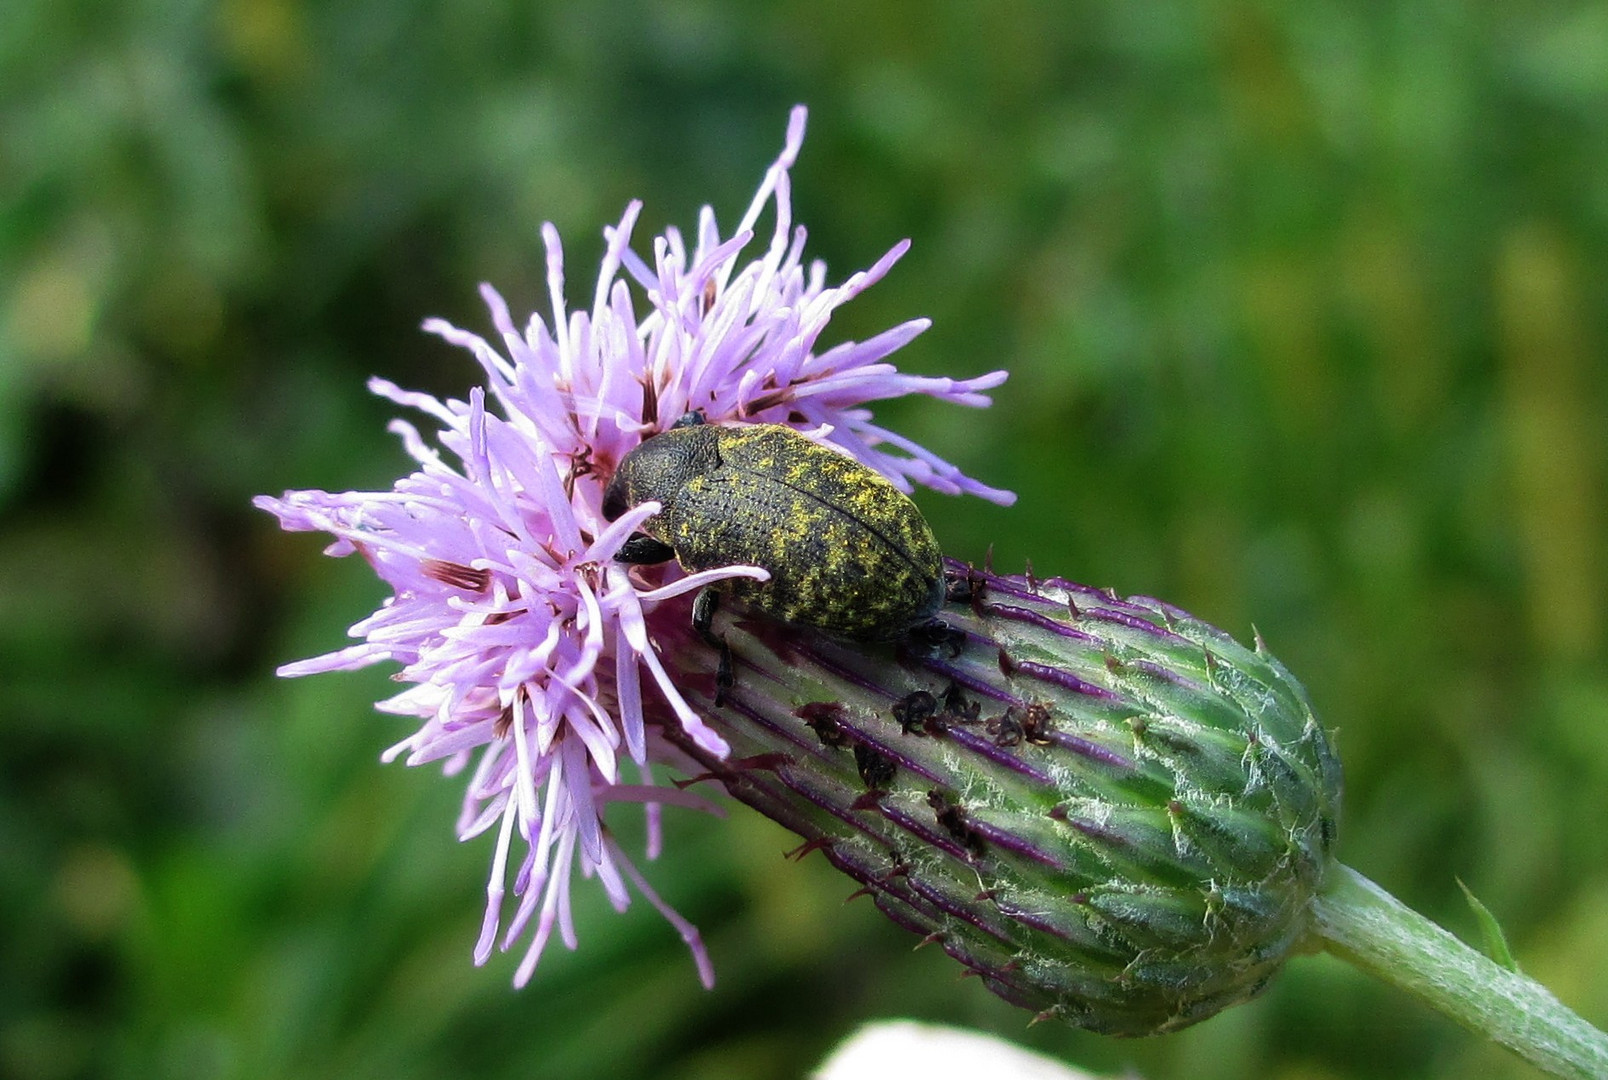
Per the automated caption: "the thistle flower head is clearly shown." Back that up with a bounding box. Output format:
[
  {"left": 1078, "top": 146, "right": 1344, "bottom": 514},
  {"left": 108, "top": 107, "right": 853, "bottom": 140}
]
[
  {"left": 255, "top": 106, "right": 1010, "bottom": 987},
  {"left": 669, "top": 563, "right": 1343, "bottom": 1035}
]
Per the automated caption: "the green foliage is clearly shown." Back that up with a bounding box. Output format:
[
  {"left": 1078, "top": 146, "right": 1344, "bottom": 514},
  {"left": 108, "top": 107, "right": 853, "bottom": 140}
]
[{"left": 3, "top": 2, "right": 1606, "bottom": 1078}]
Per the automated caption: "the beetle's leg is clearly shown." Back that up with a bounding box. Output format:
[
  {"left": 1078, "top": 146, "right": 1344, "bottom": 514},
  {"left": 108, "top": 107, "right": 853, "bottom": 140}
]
[
  {"left": 692, "top": 587, "right": 734, "bottom": 701},
  {"left": 614, "top": 533, "right": 677, "bottom": 565},
  {"left": 909, "top": 618, "right": 967, "bottom": 659},
  {"left": 691, "top": 585, "right": 721, "bottom": 643}
]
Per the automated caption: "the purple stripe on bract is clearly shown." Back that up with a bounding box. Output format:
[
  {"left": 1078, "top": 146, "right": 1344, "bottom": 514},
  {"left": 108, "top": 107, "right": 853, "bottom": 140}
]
[
  {"left": 829, "top": 724, "right": 946, "bottom": 784},
  {"left": 977, "top": 975, "right": 1045, "bottom": 1014},
  {"left": 870, "top": 892, "right": 940, "bottom": 938},
  {"left": 1127, "top": 594, "right": 1195, "bottom": 622},
  {"left": 903, "top": 874, "right": 1018, "bottom": 944},
  {"left": 977, "top": 577, "right": 1047, "bottom": 604},
  {"left": 820, "top": 842, "right": 897, "bottom": 890},
  {"left": 798, "top": 641, "right": 899, "bottom": 700},
  {"left": 1128, "top": 658, "right": 1209, "bottom": 693},
  {"left": 879, "top": 800, "right": 976, "bottom": 862},
  {"left": 937, "top": 934, "right": 1017, "bottom": 990},
  {"left": 944, "top": 725, "right": 1056, "bottom": 784},
  {"left": 991, "top": 899, "right": 1090, "bottom": 946},
  {"left": 1068, "top": 816, "right": 1131, "bottom": 851},
  {"left": 772, "top": 769, "right": 888, "bottom": 840},
  {"left": 973, "top": 961, "right": 1041, "bottom": 1003},
  {"left": 869, "top": 877, "right": 951, "bottom": 931},
  {"left": 721, "top": 694, "right": 829, "bottom": 757},
  {"left": 966, "top": 820, "right": 1067, "bottom": 870},
  {"left": 1053, "top": 578, "right": 1129, "bottom": 605},
  {"left": 1080, "top": 607, "right": 1193, "bottom": 644},
  {"left": 983, "top": 602, "right": 1100, "bottom": 644},
  {"left": 1049, "top": 732, "right": 1139, "bottom": 771},
  {"left": 1012, "top": 659, "right": 1125, "bottom": 702},
  {"left": 918, "top": 657, "right": 1022, "bottom": 704},
  {"left": 712, "top": 765, "right": 861, "bottom": 853}
]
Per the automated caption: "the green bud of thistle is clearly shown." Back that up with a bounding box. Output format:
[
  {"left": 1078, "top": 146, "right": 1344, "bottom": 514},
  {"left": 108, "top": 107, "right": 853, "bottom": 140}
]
[{"left": 661, "top": 561, "right": 1342, "bottom": 1037}]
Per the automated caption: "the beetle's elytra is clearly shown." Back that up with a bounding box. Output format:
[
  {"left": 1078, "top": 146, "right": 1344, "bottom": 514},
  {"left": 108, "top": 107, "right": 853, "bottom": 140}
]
[{"left": 603, "top": 414, "right": 946, "bottom": 642}]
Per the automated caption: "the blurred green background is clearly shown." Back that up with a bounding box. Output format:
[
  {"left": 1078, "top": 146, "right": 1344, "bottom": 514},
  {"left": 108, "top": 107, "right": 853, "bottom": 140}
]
[{"left": 4, "top": 2, "right": 1607, "bottom": 1078}]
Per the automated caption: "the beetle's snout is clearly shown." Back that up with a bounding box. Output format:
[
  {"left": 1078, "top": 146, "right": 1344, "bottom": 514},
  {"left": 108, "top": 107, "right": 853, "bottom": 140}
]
[{"left": 601, "top": 477, "right": 629, "bottom": 522}]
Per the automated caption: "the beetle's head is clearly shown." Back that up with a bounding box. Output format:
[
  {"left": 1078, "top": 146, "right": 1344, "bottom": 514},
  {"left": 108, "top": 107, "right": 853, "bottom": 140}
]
[{"left": 602, "top": 423, "right": 718, "bottom": 523}]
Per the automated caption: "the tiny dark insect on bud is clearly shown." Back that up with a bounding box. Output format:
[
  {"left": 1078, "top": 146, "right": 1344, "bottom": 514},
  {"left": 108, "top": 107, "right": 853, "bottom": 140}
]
[
  {"left": 796, "top": 701, "right": 853, "bottom": 749},
  {"left": 927, "top": 789, "right": 987, "bottom": 858},
  {"left": 893, "top": 690, "right": 939, "bottom": 734},
  {"left": 854, "top": 744, "right": 898, "bottom": 790},
  {"left": 941, "top": 682, "right": 981, "bottom": 722}
]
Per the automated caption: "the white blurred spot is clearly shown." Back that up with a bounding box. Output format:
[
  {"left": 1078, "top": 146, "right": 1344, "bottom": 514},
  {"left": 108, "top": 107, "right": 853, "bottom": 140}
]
[{"left": 812, "top": 1020, "right": 1134, "bottom": 1080}]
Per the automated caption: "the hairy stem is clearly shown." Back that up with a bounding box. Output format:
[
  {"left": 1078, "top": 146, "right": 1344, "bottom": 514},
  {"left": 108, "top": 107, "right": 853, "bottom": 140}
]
[{"left": 1311, "top": 863, "right": 1608, "bottom": 1080}]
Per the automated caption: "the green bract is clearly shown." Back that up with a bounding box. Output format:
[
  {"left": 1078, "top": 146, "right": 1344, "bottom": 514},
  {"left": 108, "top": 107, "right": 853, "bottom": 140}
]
[{"left": 665, "top": 564, "right": 1344, "bottom": 1036}]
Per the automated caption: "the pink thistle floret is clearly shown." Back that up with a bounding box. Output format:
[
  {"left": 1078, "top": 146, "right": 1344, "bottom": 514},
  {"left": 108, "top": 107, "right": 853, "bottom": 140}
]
[{"left": 255, "top": 105, "right": 1012, "bottom": 988}]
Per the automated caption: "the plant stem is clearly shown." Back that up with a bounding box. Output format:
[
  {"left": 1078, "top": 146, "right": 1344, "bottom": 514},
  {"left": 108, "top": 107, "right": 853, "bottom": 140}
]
[{"left": 1311, "top": 862, "right": 1608, "bottom": 1080}]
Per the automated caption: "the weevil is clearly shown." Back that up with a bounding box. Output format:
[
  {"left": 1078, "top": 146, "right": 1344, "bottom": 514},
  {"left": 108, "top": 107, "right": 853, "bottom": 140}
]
[{"left": 603, "top": 413, "right": 947, "bottom": 673}]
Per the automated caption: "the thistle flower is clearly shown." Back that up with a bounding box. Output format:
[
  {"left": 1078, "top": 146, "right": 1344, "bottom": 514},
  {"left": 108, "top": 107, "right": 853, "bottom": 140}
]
[{"left": 255, "top": 106, "right": 1009, "bottom": 988}]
